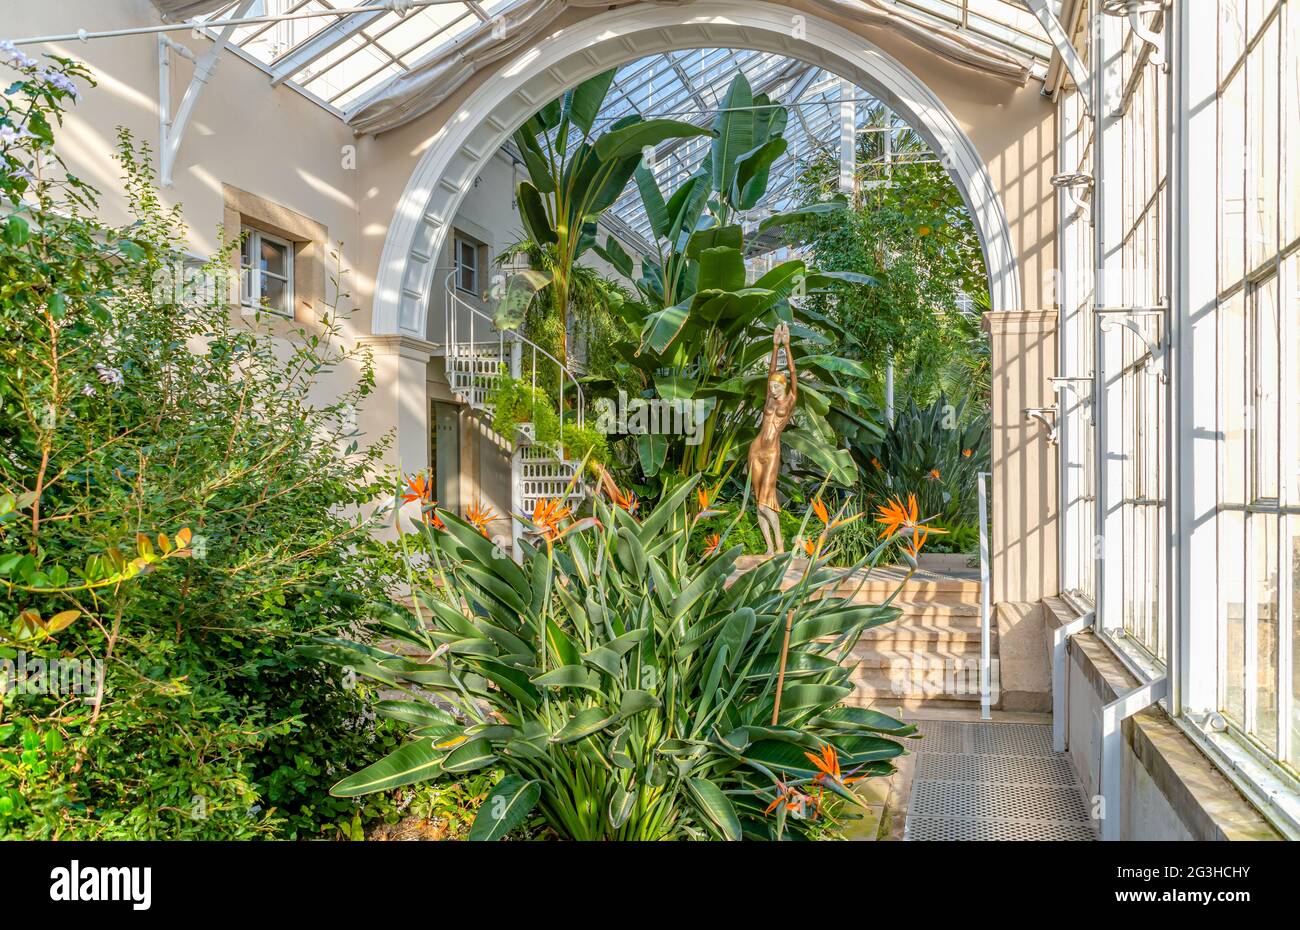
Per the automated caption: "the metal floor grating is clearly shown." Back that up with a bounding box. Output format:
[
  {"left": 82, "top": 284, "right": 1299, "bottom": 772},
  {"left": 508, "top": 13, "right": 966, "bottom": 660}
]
[{"left": 904, "top": 721, "right": 1097, "bottom": 841}]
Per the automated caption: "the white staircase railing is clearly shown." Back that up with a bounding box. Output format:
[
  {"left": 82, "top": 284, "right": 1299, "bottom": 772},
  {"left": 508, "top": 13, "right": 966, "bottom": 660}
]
[{"left": 442, "top": 272, "right": 588, "bottom": 556}]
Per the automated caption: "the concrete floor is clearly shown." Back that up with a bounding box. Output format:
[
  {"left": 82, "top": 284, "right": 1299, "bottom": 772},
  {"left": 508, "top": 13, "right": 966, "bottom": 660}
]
[
  {"left": 900, "top": 711, "right": 1097, "bottom": 840},
  {"left": 849, "top": 709, "right": 1097, "bottom": 841}
]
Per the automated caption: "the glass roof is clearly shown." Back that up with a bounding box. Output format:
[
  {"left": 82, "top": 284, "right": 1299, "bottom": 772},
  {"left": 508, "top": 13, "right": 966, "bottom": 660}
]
[
  {"left": 200, "top": 0, "right": 1051, "bottom": 116},
  {"left": 586, "top": 50, "right": 939, "bottom": 244},
  {"left": 892, "top": 0, "right": 1053, "bottom": 62},
  {"left": 201, "top": 0, "right": 516, "bottom": 110}
]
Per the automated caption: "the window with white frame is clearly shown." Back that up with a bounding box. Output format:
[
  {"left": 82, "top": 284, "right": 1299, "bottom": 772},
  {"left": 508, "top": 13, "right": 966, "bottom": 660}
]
[
  {"left": 1214, "top": 0, "right": 1298, "bottom": 769},
  {"left": 1057, "top": 70, "right": 1097, "bottom": 608},
  {"left": 1092, "top": 5, "right": 1170, "bottom": 665},
  {"left": 454, "top": 233, "right": 481, "bottom": 296},
  {"left": 240, "top": 227, "right": 294, "bottom": 317}
]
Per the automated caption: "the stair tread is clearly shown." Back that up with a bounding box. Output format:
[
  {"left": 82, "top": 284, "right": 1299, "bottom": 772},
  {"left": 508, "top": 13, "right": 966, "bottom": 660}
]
[
  {"left": 872, "top": 600, "right": 981, "bottom": 615},
  {"left": 850, "top": 644, "right": 985, "bottom": 663},
  {"left": 859, "top": 615, "right": 989, "bottom": 633},
  {"left": 846, "top": 665, "right": 998, "bottom": 706},
  {"left": 837, "top": 581, "right": 980, "bottom": 596}
]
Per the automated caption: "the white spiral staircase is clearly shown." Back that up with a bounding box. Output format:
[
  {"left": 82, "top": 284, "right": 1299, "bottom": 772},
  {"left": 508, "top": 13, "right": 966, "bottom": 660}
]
[{"left": 442, "top": 273, "right": 588, "bottom": 557}]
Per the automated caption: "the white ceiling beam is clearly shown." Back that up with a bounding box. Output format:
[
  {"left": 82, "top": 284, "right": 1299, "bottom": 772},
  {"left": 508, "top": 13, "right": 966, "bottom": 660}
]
[
  {"left": 664, "top": 52, "right": 711, "bottom": 112},
  {"left": 1023, "top": 0, "right": 1091, "bottom": 112},
  {"left": 160, "top": 0, "right": 258, "bottom": 187},
  {"left": 838, "top": 76, "right": 855, "bottom": 194}
]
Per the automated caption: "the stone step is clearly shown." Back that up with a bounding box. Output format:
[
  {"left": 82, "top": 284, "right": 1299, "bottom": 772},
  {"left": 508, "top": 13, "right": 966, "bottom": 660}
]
[
  {"left": 848, "top": 643, "right": 984, "bottom": 669},
  {"left": 844, "top": 693, "right": 991, "bottom": 712},
  {"left": 845, "top": 665, "right": 997, "bottom": 707},
  {"left": 854, "top": 629, "right": 997, "bottom": 651},
  {"left": 877, "top": 598, "right": 981, "bottom": 619},
  {"left": 835, "top": 578, "right": 981, "bottom": 598},
  {"left": 856, "top": 611, "right": 994, "bottom": 642}
]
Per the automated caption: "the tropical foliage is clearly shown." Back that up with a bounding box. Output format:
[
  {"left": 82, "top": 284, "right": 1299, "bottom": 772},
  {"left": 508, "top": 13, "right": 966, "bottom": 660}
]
[
  {"left": 312, "top": 476, "right": 919, "bottom": 841},
  {"left": 783, "top": 108, "right": 990, "bottom": 409},
  {"left": 489, "top": 370, "right": 561, "bottom": 444},
  {"left": 854, "top": 396, "right": 989, "bottom": 530},
  {"left": 588, "top": 74, "right": 880, "bottom": 496},
  {"left": 509, "top": 69, "right": 710, "bottom": 364},
  {"left": 495, "top": 239, "right": 641, "bottom": 397}
]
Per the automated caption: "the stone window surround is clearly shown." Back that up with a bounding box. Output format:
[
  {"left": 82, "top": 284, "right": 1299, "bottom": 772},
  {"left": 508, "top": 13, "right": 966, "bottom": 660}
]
[
  {"left": 222, "top": 183, "right": 329, "bottom": 330},
  {"left": 1045, "top": 597, "right": 1285, "bottom": 840}
]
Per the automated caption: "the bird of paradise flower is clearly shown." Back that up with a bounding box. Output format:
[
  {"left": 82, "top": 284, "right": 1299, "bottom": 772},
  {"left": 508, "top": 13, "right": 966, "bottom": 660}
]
[
  {"left": 466, "top": 499, "right": 497, "bottom": 537},
  {"left": 402, "top": 472, "right": 444, "bottom": 528}
]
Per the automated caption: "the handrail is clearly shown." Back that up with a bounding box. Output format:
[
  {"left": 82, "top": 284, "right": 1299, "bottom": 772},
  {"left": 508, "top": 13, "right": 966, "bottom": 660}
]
[
  {"left": 977, "top": 470, "right": 992, "bottom": 720},
  {"left": 442, "top": 270, "right": 585, "bottom": 440}
]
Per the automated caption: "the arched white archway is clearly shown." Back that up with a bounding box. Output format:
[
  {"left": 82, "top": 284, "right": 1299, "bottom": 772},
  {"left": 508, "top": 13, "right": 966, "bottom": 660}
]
[{"left": 371, "top": 0, "right": 1022, "bottom": 337}]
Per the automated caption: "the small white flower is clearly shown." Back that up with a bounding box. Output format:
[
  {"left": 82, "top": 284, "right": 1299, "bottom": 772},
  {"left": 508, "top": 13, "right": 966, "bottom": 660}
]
[
  {"left": 94, "top": 364, "right": 124, "bottom": 387},
  {"left": 81, "top": 383, "right": 97, "bottom": 397}
]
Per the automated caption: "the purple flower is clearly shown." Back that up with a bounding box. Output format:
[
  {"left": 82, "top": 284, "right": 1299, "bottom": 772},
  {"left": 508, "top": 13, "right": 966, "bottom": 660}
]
[
  {"left": 0, "top": 40, "right": 38, "bottom": 70},
  {"left": 40, "top": 70, "right": 80, "bottom": 100},
  {"left": 0, "top": 122, "right": 33, "bottom": 146}
]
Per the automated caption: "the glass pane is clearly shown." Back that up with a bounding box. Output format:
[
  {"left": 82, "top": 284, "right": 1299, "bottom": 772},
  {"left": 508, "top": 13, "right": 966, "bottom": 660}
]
[
  {"left": 1221, "top": 0, "right": 1249, "bottom": 83},
  {"left": 1254, "top": 511, "right": 1279, "bottom": 751},
  {"left": 1246, "top": 0, "right": 1277, "bottom": 43},
  {"left": 260, "top": 237, "right": 289, "bottom": 277},
  {"left": 458, "top": 241, "right": 476, "bottom": 292},
  {"left": 1292, "top": 256, "right": 1300, "bottom": 503},
  {"left": 1222, "top": 291, "right": 1248, "bottom": 722},
  {"left": 241, "top": 232, "right": 255, "bottom": 268},
  {"left": 1254, "top": 276, "right": 1280, "bottom": 499},
  {"left": 1220, "top": 66, "right": 1246, "bottom": 289},
  {"left": 1291, "top": 517, "right": 1300, "bottom": 766},
  {"left": 261, "top": 273, "right": 290, "bottom": 315},
  {"left": 1286, "top": 0, "right": 1299, "bottom": 246},
  {"left": 1224, "top": 508, "right": 1247, "bottom": 723},
  {"left": 1246, "top": 17, "right": 1280, "bottom": 271}
]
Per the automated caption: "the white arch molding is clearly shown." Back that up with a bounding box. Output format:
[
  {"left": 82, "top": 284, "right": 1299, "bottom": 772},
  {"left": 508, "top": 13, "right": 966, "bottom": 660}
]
[{"left": 371, "top": 0, "right": 1023, "bottom": 338}]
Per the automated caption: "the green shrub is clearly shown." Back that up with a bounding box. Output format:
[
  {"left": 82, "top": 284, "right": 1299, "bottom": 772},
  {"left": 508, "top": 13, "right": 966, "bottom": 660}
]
[
  {"left": 560, "top": 423, "right": 610, "bottom": 467},
  {"left": 490, "top": 370, "right": 560, "bottom": 446},
  {"left": 311, "top": 476, "right": 919, "bottom": 841},
  {"left": 0, "top": 57, "right": 401, "bottom": 838}
]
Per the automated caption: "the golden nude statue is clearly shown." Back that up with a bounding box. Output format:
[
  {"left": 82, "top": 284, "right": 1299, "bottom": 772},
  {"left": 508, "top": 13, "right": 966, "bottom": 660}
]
[{"left": 747, "top": 322, "right": 797, "bottom": 555}]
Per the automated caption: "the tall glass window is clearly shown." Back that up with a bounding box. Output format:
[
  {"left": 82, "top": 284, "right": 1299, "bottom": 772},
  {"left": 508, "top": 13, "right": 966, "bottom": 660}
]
[
  {"left": 1215, "top": 0, "right": 1297, "bottom": 768},
  {"left": 1110, "top": 6, "right": 1169, "bottom": 663}
]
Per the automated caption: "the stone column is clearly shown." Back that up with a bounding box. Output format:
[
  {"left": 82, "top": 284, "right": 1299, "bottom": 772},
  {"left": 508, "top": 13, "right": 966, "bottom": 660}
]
[
  {"left": 983, "top": 310, "right": 1059, "bottom": 602},
  {"left": 983, "top": 310, "right": 1058, "bottom": 711},
  {"left": 357, "top": 334, "right": 437, "bottom": 479}
]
